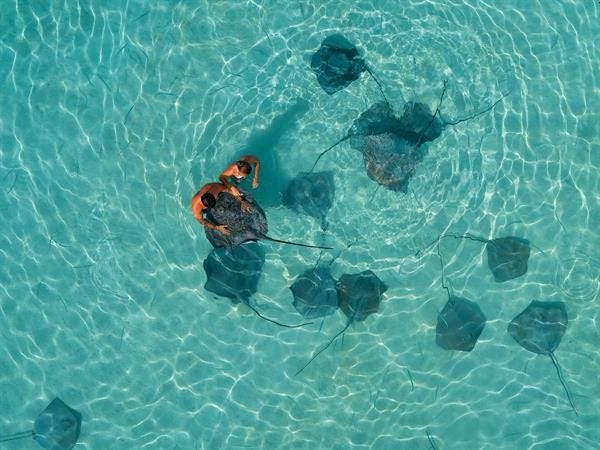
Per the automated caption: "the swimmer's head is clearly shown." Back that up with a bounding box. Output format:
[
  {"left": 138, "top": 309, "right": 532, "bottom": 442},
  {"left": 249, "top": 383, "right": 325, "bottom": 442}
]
[
  {"left": 201, "top": 193, "right": 216, "bottom": 208},
  {"left": 236, "top": 160, "right": 252, "bottom": 176}
]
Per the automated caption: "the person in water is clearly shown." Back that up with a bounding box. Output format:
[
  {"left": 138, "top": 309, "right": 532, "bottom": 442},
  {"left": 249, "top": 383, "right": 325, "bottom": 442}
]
[
  {"left": 191, "top": 182, "right": 251, "bottom": 235},
  {"left": 219, "top": 155, "right": 260, "bottom": 197}
]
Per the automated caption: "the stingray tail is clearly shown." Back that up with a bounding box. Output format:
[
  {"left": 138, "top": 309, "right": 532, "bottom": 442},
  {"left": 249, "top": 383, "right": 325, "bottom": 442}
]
[
  {"left": 309, "top": 135, "right": 352, "bottom": 172},
  {"left": 295, "top": 320, "right": 353, "bottom": 376},
  {"left": 262, "top": 235, "right": 333, "bottom": 250},
  {"left": 413, "top": 79, "right": 448, "bottom": 147},
  {"left": 440, "top": 233, "right": 488, "bottom": 244},
  {"left": 549, "top": 352, "right": 578, "bottom": 416},
  {"left": 443, "top": 89, "right": 511, "bottom": 127},
  {"left": 365, "top": 66, "right": 390, "bottom": 107},
  {"left": 244, "top": 301, "right": 312, "bottom": 329},
  {"left": 0, "top": 430, "right": 34, "bottom": 443}
]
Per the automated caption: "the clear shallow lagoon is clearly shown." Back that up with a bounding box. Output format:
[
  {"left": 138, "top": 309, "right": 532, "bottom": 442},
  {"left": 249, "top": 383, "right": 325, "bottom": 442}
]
[{"left": 0, "top": 1, "right": 598, "bottom": 449}]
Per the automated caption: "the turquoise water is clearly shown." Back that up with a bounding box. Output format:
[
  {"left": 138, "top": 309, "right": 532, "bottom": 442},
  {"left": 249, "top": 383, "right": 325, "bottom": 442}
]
[{"left": 0, "top": 0, "right": 598, "bottom": 449}]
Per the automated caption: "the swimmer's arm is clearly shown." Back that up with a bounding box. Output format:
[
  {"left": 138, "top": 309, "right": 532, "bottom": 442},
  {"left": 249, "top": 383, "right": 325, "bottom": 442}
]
[
  {"left": 192, "top": 197, "right": 229, "bottom": 233},
  {"left": 198, "top": 216, "right": 229, "bottom": 234},
  {"left": 241, "top": 155, "right": 260, "bottom": 188}
]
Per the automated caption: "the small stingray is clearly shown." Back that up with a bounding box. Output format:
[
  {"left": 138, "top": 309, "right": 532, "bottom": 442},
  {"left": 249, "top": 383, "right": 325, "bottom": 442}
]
[
  {"left": 204, "top": 243, "right": 265, "bottom": 304},
  {"left": 508, "top": 300, "right": 577, "bottom": 414},
  {"left": 205, "top": 191, "right": 331, "bottom": 250},
  {"left": 290, "top": 266, "right": 339, "bottom": 319},
  {"left": 0, "top": 398, "right": 82, "bottom": 449},
  {"left": 310, "top": 34, "right": 387, "bottom": 100},
  {"left": 441, "top": 234, "right": 531, "bottom": 282},
  {"left": 486, "top": 236, "right": 531, "bottom": 282},
  {"left": 436, "top": 296, "right": 486, "bottom": 352},
  {"left": 282, "top": 171, "right": 335, "bottom": 230},
  {"left": 434, "top": 236, "right": 486, "bottom": 352},
  {"left": 296, "top": 270, "right": 387, "bottom": 375}
]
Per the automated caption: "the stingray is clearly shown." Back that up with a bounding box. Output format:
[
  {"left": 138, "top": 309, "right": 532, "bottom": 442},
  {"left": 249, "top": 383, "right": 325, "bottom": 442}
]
[
  {"left": 0, "top": 398, "right": 82, "bottom": 449},
  {"left": 290, "top": 266, "right": 339, "bottom": 319},
  {"left": 307, "top": 100, "right": 442, "bottom": 188},
  {"left": 362, "top": 132, "right": 427, "bottom": 193},
  {"left": 310, "top": 34, "right": 388, "bottom": 100},
  {"left": 436, "top": 296, "right": 486, "bottom": 352},
  {"left": 282, "top": 171, "right": 335, "bottom": 230},
  {"left": 434, "top": 242, "right": 486, "bottom": 352},
  {"left": 309, "top": 81, "right": 509, "bottom": 173},
  {"left": 205, "top": 191, "right": 331, "bottom": 250},
  {"left": 204, "top": 242, "right": 265, "bottom": 304},
  {"left": 349, "top": 101, "right": 443, "bottom": 150},
  {"left": 508, "top": 300, "right": 577, "bottom": 414},
  {"left": 203, "top": 242, "right": 311, "bottom": 328},
  {"left": 441, "top": 234, "right": 531, "bottom": 282},
  {"left": 295, "top": 270, "right": 387, "bottom": 375}
]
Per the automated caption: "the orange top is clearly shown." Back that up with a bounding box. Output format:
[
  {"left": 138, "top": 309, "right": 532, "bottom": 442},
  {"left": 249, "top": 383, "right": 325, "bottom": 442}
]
[{"left": 219, "top": 155, "right": 260, "bottom": 193}]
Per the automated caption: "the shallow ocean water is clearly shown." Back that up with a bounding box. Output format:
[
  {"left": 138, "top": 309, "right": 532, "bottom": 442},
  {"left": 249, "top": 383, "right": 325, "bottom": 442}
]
[{"left": 0, "top": 0, "right": 598, "bottom": 449}]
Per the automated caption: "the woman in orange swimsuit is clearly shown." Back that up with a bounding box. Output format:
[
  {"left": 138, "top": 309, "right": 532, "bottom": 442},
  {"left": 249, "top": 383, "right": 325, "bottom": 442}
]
[{"left": 219, "top": 155, "right": 260, "bottom": 196}]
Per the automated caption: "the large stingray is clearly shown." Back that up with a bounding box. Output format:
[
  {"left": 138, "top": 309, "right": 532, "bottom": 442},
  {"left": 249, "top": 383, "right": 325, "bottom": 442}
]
[
  {"left": 203, "top": 242, "right": 311, "bottom": 328},
  {"left": 282, "top": 171, "right": 335, "bottom": 230},
  {"left": 290, "top": 265, "right": 339, "bottom": 319},
  {"left": 307, "top": 100, "right": 442, "bottom": 192},
  {"left": 309, "top": 82, "right": 509, "bottom": 175},
  {"left": 204, "top": 191, "right": 331, "bottom": 250},
  {"left": 436, "top": 295, "right": 486, "bottom": 352},
  {"left": 349, "top": 101, "right": 443, "bottom": 150},
  {"left": 508, "top": 300, "right": 577, "bottom": 414},
  {"left": 204, "top": 243, "right": 265, "bottom": 304},
  {"left": 295, "top": 270, "right": 387, "bottom": 375},
  {"left": 310, "top": 34, "right": 387, "bottom": 100},
  {"left": 0, "top": 398, "right": 82, "bottom": 449},
  {"left": 440, "top": 234, "right": 531, "bottom": 282}
]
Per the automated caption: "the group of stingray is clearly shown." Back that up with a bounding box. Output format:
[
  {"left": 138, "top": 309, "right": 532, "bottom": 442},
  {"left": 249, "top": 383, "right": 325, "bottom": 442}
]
[
  {"left": 201, "top": 34, "right": 577, "bottom": 415},
  {"left": 434, "top": 234, "right": 577, "bottom": 415}
]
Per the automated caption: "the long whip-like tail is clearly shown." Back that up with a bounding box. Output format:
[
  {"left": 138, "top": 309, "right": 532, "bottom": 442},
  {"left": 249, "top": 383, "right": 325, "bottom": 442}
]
[
  {"left": 262, "top": 235, "right": 333, "bottom": 250},
  {"left": 309, "top": 134, "right": 352, "bottom": 172},
  {"left": 549, "top": 352, "right": 578, "bottom": 415},
  {"left": 244, "top": 302, "right": 313, "bottom": 329},
  {"left": 0, "top": 430, "right": 34, "bottom": 443},
  {"left": 365, "top": 66, "right": 390, "bottom": 106},
  {"left": 295, "top": 319, "right": 353, "bottom": 376}
]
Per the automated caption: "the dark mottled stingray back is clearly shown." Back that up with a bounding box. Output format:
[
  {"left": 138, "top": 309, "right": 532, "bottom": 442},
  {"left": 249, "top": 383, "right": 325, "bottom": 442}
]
[
  {"left": 362, "top": 133, "right": 425, "bottom": 193},
  {"left": 205, "top": 192, "right": 268, "bottom": 248}
]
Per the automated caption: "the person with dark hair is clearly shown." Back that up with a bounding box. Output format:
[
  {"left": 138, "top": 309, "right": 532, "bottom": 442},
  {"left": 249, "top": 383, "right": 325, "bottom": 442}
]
[
  {"left": 219, "top": 155, "right": 260, "bottom": 197},
  {"left": 191, "top": 182, "right": 250, "bottom": 234}
]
